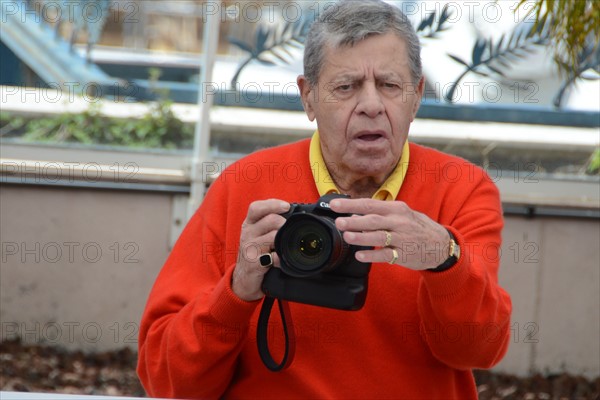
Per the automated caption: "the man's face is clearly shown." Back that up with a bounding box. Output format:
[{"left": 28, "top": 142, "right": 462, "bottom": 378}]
[{"left": 298, "top": 32, "right": 424, "bottom": 184}]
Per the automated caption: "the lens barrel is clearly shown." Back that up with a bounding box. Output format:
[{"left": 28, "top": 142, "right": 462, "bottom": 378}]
[{"left": 275, "top": 213, "right": 347, "bottom": 277}]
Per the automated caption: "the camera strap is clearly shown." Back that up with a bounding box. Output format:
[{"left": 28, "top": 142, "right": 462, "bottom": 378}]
[{"left": 257, "top": 296, "right": 296, "bottom": 372}]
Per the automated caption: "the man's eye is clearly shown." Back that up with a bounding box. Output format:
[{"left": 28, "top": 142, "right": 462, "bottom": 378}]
[{"left": 336, "top": 84, "right": 352, "bottom": 91}]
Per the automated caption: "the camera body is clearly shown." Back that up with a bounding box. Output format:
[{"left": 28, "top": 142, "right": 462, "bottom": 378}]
[{"left": 261, "top": 194, "right": 372, "bottom": 311}]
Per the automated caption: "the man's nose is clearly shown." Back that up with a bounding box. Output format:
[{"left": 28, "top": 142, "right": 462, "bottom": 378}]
[{"left": 355, "top": 83, "right": 385, "bottom": 118}]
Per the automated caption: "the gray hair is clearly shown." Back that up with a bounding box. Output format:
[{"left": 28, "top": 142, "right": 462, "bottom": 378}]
[{"left": 303, "top": 0, "right": 422, "bottom": 86}]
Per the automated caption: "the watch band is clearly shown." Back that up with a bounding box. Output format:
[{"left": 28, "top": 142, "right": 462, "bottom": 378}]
[{"left": 428, "top": 229, "right": 460, "bottom": 272}]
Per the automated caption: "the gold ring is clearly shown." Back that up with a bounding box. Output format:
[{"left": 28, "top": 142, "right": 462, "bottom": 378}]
[
  {"left": 389, "top": 248, "right": 399, "bottom": 265},
  {"left": 384, "top": 231, "right": 393, "bottom": 247}
]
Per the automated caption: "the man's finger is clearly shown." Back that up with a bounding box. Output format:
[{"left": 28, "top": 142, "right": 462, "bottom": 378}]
[
  {"left": 245, "top": 199, "right": 290, "bottom": 224},
  {"left": 330, "top": 198, "right": 408, "bottom": 216}
]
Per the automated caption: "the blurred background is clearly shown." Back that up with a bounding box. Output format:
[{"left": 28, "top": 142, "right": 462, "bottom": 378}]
[{"left": 1, "top": 0, "right": 599, "bottom": 398}]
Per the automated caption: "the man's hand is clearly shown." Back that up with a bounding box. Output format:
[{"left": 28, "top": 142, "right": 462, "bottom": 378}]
[
  {"left": 232, "top": 199, "right": 290, "bottom": 301},
  {"left": 330, "top": 198, "right": 450, "bottom": 270}
]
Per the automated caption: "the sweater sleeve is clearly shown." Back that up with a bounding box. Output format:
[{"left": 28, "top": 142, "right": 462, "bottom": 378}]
[
  {"left": 137, "top": 191, "right": 258, "bottom": 399},
  {"left": 417, "top": 172, "right": 512, "bottom": 370}
]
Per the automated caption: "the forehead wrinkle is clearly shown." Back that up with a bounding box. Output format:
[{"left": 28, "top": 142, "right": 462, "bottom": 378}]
[
  {"left": 325, "top": 57, "right": 407, "bottom": 79},
  {"left": 320, "top": 39, "right": 412, "bottom": 84},
  {"left": 376, "top": 71, "right": 404, "bottom": 82},
  {"left": 323, "top": 58, "right": 363, "bottom": 76},
  {"left": 327, "top": 69, "right": 405, "bottom": 85}
]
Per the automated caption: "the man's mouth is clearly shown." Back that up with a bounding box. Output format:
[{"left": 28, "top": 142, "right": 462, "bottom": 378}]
[{"left": 356, "top": 132, "right": 385, "bottom": 142}]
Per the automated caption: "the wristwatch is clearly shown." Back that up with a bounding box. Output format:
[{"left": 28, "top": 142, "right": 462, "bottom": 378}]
[{"left": 428, "top": 229, "right": 461, "bottom": 272}]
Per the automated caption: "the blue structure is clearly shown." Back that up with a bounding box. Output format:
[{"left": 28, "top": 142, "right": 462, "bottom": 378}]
[{"left": 0, "top": 0, "right": 122, "bottom": 94}]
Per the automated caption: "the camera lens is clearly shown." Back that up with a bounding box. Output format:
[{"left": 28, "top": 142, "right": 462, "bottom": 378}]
[
  {"left": 299, "top": 233, "right": 323, "bottom": 257},
  {"left": 290, "top": 223, "right": 329, "bottom": 269},
  {"left": 275, "top": 213, "right": 347, "bottom": 277}
]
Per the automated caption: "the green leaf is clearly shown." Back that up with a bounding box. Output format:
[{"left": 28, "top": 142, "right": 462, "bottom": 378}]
[{"left": 588, "top": 148, "right": 600, "bottom": 174}]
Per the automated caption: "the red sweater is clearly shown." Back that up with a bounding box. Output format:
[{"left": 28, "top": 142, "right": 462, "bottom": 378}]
[{"left": 137, "top": 140, "right": 512, "bottom": 399}]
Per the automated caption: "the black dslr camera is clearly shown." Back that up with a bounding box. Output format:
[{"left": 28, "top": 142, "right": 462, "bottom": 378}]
[{"left": 262, "top": 194, "right": 372, "bottom": 311}]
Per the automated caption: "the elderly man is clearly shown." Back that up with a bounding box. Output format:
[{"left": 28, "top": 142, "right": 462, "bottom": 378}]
[{"left": 137, "top": 1, "right": 512, "bottom": 398}]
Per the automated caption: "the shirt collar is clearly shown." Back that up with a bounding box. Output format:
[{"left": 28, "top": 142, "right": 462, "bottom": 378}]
[{"left": 309, "top": 131, "right": 410, "bottom": 201}]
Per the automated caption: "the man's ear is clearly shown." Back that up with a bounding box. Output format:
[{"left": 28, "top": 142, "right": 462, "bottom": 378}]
[
  {"left": 410, "top": 76, "right": 425, "bottom": 121},
  {"left": 297, "top": 75, "right": 316, "bottom": 121}
]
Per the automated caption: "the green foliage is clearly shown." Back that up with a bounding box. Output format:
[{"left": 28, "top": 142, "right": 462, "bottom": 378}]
[
  {"left": 1, "top": 66, "right": 193, "bottom": 149},
  {"left": 517, "top": 0, "right": 600, "bottom": 78},
  {"left": 588, "top": 148, "right": 600, "bottom": 174},
  {"left": 14, "top": 101, "right": 193, "bottom": 149},
  {"left": 444, "top": 0, "right": 599, "bottom": 107},
  {"left": 0, "top": 112, "right": 26, "bottom": 136},
  {"left": 513, "top": 0, "right": 600, "bottom": 107}
]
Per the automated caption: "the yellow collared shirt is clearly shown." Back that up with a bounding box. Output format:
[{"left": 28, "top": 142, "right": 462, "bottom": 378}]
[{"left": 309, "top": 131, "right": 410, "bottom": 201}]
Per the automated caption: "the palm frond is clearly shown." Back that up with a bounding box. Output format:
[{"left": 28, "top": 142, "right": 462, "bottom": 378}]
[
  {"left": 445, "top": 20, "right": 551, "bottom": 102},
  {"left": 417, "top": 4, "right": 452, "bottom": 39},
  {"left": 554, "top": 40, "right": 600, "bottom": 107},
  {"left": 228, "top": 19, "right": 310, "bottom": 89}
]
